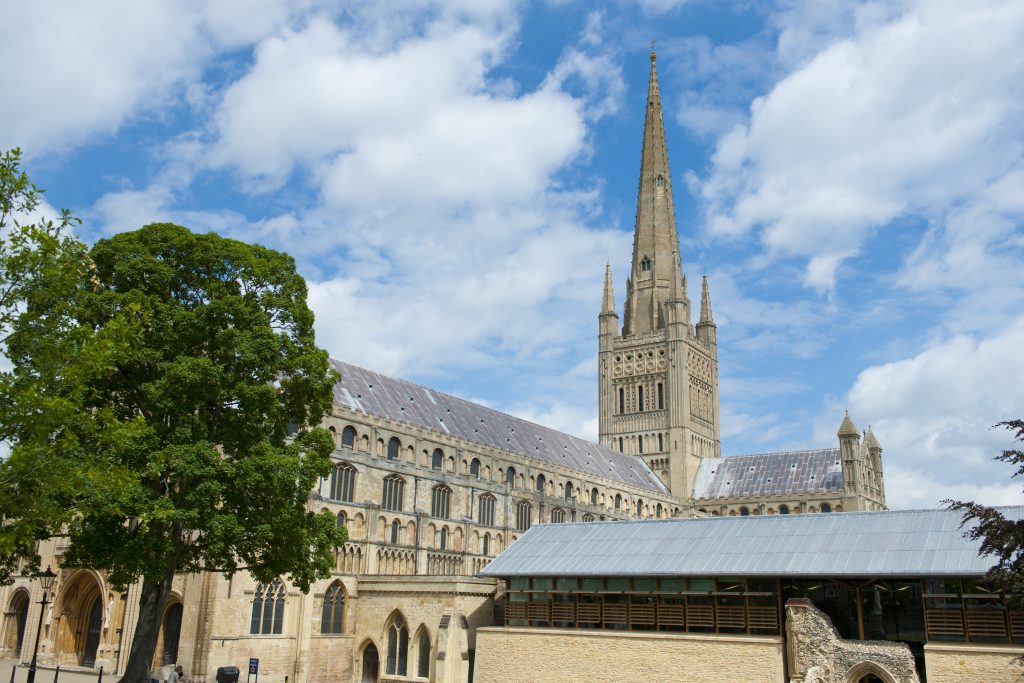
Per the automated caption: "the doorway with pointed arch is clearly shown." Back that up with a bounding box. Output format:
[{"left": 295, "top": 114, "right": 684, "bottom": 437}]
[
  {"left": 53, "top": 571, "right": 106, "bottom": 668},
  {"left": 359, "top": 640, "right": 379, "bottom": 683},
  {"left": 2, "top": 589, "right": 31, "bottom": 658}
]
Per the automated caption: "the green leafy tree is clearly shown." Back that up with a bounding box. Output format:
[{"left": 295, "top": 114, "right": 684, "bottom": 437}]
[
  {"left": 3, "top": 217, "right": 345, "bottom": 683},
  {"left": 946, "top": 420, "right": 1024, "bottom": 598}
]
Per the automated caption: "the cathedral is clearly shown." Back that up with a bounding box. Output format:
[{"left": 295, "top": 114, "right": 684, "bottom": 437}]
[{"left": 2, "top": 52, "right": 894, "bottom": 683}]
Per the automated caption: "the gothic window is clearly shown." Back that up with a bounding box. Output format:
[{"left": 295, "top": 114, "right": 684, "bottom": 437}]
[
  {"left": 385, "top": 614, "right": 409, "bottom": 676},
  {"left": 478, "top": 494, "right": 496, "bottom": 527},
  {"left": 440, "top": 527, "right": 448, "bottom": 550},
  {"left": 320, "top": 582, "right": 345, "bottom": 634},
  {"left": 590, "top": 488, "right": 598, "bottom": 505},
  {"left": 640, "top": 256, "right": 651, "bottom": 272},
  {"left": 336, "top": 511, "right": 346, "bottom": 529},
  {"left": 779, "top": 505, "right": 790, "bottom": 515},
  {"left": 505, "top": 467, "right": 517, "bottom": 489},
  {"left": 431, "top": 448, "right": 443, "bottom": 470},
  {"left": 470, "top": 458, "right": 480, "bottom": 478},
  {"left": 582, "top": 514, "right": 595, "bottom": 522},
  {"left": 329, "top": 462, "right": 356, "bottom": 502},
  {"left": 387, "top": 437, "right": 400, "bottom": 461},
  {"left": 250, "top": 579, "right": 285, "bottom": 635},
  {"left": 614, "top": 494, "right": 622, "bottom": 511},
  {"left": 740, "top": 507, "right": 750, "bottom": 516},
  {"left": 431, "top": 485, "right": 451, "bottom": 519},
  {"left": 417, "top": 630, "right": 431, "bottom": 678},
  {"left": 821, "top": 503, "right": 832, "bottom": 513},
  {"left": 638, "top": 386, "right": 644, "bottom": 411},
  {"left": 515, "top": 501, "right": 532, "bottom": 532},
  {"left": 565, "top": 482, "right": 574, "bottom": 500},
  {"left": 535, "top": 474, "right": 546, "bottom": 493},
  {"left": 390, "top": 519, "right": 400, "bottom": 545},
  {"left": 635, "top": 499, "right": 644, "bottom": 517},
  {"left": 657, "top": 383, "right": 664, "bottom": 409},
  {"left": 551, "top": 508, "right": 565, "bottom": 523},
  {"left": 341, "top": 426, "right": 356, "bottom": 449},
  {"left": 618, "top": 388, "right": 624, "bottom": 414},
  {"left": 382, "top": 475, "right": 405, "bottom": 511},
  {"left": 658, "top": 433, "right": 664, "bottom": 451}
]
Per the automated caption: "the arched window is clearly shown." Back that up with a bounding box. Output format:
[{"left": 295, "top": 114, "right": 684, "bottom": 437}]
[
  {"left": 469, "top": 458, "right": 480, "bottom": 478},
  {"left": 382, "top": 475, "right": 405, "bottom": 511},
  {"left": 478, "top": 494, "right": 495, "bottom": 527},
  {"left": 658, "top": 433, "right": 663, "bottom": 451},
  {"left": 656, "top": 175, "right": 664, "bottom": 188},
  {"left": 740, "top": 507, "right": 750, "bottom": 516},
  {"left": 320, "top": 582, "right": 345, "bottom": 634},
  {"left": 330, "top": 462, "right": 356, "bottom": 502},
  {"left": 505, "top": 467, "right": 516, "bottom": 489},
  {"left": 250, "top": 579, "right": 285, "bottom": 634},
  {"left": 564, "top": 482, "right": 573, "bottom": 500},
  {"left": 336, "top": 511, "right": 346, "bottom": 529},
  {"left": 551, "top": 508, "right": 565, "bottom": 523},
  {"left": 590, "top": 488, "right": 598, "bottom": 505},
  {"left": 341, "top": 426, "right": 356, "bottom": 448},
  {"left": 640, "top": 256, "right": 651, "bottom": 272},
  {"left": 390, "top": 519, "right": 400, "bottom": 545},
  {"left": 638, "top": 386, "right": 644, "bottom": 411},
  {"left": 439, "top": 527, "right": 448, "bottom": 551},
  {"left": 657, "top": 383, "right": 664, "bottom": 410},
  {"left": 638, "top": 435, "right": 644, "bottom": 454},
  {"left": 387, "top": 437, "right": 400, "bottom": 461},
  {"left": 431, "top": 485, "right": 451, "bottom": 519},
  {"left": 614, "top": 494, "right": 622, "bottom": 511},
  {"left": 821, "top": 503, "right": 832, "bottom": 513},
  {"left": 385, "top": 614, "right": 409, "bottom": 676},
  {"left": 482, "top": 533, "right": 491, "bottom": 556},
  {"left": 618, "top": 388, "right": 624, "bottom": 414},
  {"left": 656, "top": 503, "right": 663, "bottom": 518},
  {"left": 515, "top": 501, "right": 532, "bottom": 531},
  {"left": 535, "top": 474, "right": 546, "bottom": 493},
  {"left": 431, "top": 448, "right": 443, "bottom": 470},
  {"left": 779, "top": 504, "right": 790, "bottom": 515},
  {"left": 635, "top": 499, "right": 644, "bottom": 517},
  {"left": 582, "top": 514, "right": 595, "bottom": 522},
  {"left": 417, "top": 630, "right": 431, "bottom": 678}
]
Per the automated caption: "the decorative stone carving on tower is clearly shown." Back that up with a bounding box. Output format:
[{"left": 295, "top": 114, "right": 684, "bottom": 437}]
[{"left": 598, "top": 50, "right": 721, "bottom": 503}]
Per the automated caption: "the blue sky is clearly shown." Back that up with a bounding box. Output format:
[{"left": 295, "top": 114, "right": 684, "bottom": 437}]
[{"left": 3, "top": 0, "right": 1023, "bottom": 509}]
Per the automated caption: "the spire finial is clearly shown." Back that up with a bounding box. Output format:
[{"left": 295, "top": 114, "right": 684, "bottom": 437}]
[
  {"left": 651, "top": 39, "right": 656, "bottom": 62},
  {"left": 602, "top": 261, "right": 616, "bottom": 314},
  {"left": 698, "top": 274, "right": 714, "bottom": 325}
]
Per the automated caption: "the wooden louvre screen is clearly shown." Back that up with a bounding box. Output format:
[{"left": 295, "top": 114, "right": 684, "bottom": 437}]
[
  {"left": 747, "top": 606, "right": 779, "bottom": 632},
  {"left": 685, "top": 604, "right": 715, "bottom": 630},
  {"left": 925, "top": 609, "right": 965, "bottom": 640},
  {"left": 965, "top": 610, "right": 1008, "bottom": 640}
]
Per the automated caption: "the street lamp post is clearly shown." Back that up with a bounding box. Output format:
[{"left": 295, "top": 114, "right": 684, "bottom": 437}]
[{"left": 26, "top": 566, "right": 57, "bottom": 683}]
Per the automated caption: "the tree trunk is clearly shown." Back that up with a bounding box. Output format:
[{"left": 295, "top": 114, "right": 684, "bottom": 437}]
[{"left": 117, "top": 565, "right": 176, "bottom": 683}]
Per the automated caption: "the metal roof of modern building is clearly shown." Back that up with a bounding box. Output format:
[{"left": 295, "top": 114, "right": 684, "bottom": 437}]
[
  {"left": 692, "top": 449, "right": 844, "bottom": 500},
  {"left": 480, "top": 507, "right": 1024, "bottom": 578},
  {"left": 330, "top": 359, "right": 670, "bottom": 494}
]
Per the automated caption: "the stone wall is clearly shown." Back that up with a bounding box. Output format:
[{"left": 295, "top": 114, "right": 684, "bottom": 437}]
[
  {"left": 785, "top": 598, "right": 919, "bottom": 683},
  {"left": 924, "top": 642, "right": 1024, "bottom": 682},
  {"left": 473, "top": 626, "right": 785, "bottom": 683}
]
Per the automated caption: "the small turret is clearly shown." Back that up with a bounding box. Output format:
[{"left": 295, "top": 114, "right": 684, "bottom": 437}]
[
  {"left": 599, "top": 262, "right": 619, "bottom": 338},
  {"left": 695, "top": 275, "right": 717, "bottom": 346},
  {"left": 838, "top": 411, "right": 861, "bottom": 495}
]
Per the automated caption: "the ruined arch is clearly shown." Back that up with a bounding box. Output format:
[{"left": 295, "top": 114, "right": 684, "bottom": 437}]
[{"left": 845, "top": 661, "right": 898, "bottom": 683}]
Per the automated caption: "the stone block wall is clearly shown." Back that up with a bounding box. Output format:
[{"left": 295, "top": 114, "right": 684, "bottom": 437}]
[{"left": 924, "top": 643, "right": 1024, "bottom": 682}]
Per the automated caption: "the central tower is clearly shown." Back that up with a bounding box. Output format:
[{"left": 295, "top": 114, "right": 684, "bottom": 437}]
[{"left": 598, "top": 50, "right": 721, "bottom": 502}]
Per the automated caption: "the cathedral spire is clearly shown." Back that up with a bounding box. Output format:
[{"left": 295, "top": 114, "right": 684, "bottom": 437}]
[
  {"left": 622, "top": 47, "right": 683, "bottom": 336},
  {"left": 602, "top": 261, "right": 615, "bottom": 314}
]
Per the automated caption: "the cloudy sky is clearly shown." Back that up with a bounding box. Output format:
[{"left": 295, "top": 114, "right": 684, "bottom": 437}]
[{"left": 3, "top": 0, "right": 1022, "bottom": 509}]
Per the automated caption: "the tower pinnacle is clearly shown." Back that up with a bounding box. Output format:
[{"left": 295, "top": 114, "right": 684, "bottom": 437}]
[
  {"left": 699, "top": 274, "right": 714, "bottom": 325},
  {"left": 602, "top": 261, "right": 615, "bottom": 314}
]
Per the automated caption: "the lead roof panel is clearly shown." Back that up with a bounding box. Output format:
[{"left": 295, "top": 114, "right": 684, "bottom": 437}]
[
  {"left": 331, "top": 359, "right": 670, "bottom": 494},
  {"left": 692, "top": 449, "right": 844, "bottom": 500},
  {"left": 480, "top": 507, "right": 1024, "bottom": 578}
]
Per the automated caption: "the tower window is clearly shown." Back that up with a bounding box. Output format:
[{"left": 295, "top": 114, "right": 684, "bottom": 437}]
[
  {"left": 618, "top": 437, "right": 623, "bottom": 452},
  {"left": 638, "top": 386, "right": 644, "bottom": 412},
  {"left": 618, "top": 388, "right": 624, "bottom": 414},
  {"left": 657, "top": 383, "right": 664, "bottom": 410},
  {"left": 640, "top": 256, "right": 651, "bottom": 272},
  {"left": 656, "top": 175, "right": 664, "bottom": 188},
  {"left": 638, "top": 436, "right": 643, "bottom": 454},
  {"left": 658, "top": 433, "right": 663, "bottom": 451}
]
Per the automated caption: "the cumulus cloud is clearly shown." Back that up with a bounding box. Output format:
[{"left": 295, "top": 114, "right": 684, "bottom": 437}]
[
  {"left": 700, "top": 0, "right": 1024, "bottom": 291},
  {"left": 838, "top": 320, "right": 1024, "bottom": 508}
]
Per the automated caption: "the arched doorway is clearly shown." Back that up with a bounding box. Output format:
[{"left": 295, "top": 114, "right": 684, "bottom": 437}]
[
  {"left": 361, "top": 642, "right": 379, "bottom": 683},
  {"left": 845, "top": 661, "right": 897, "bottom": 683},
  {"left": 153, "top": 601, "right": 183, "bottom": 666},
  {"left": 3, "top": 590, "right": 30, "bottom": 658},
  {"left": 53, "top": 571, "right": 105, "bottom": 668}
]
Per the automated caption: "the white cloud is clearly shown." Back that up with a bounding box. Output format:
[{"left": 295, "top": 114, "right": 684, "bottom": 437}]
[
  {"left": 839, "top": 320, "right": 1024, "bottom": 508},
  {"left": 701, "top": 0, "right": 1024, "bottom": 291},
  {"left": 0, "top": 0, "right": 330, "bottom": 155}
]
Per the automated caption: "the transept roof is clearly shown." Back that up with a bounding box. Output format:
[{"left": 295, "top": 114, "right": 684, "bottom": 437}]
[{"left": 692, "top": 449, "right": 844, "bottom": 500}]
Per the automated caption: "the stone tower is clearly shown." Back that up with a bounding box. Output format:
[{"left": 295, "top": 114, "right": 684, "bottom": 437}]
[{"left": 598, "top": 50, "right": 721, "bottom": 502}]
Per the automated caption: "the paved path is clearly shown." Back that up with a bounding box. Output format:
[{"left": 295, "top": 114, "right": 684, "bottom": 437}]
[{"left": 0, "top": 661, "right": 110, "bottom": 683}]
